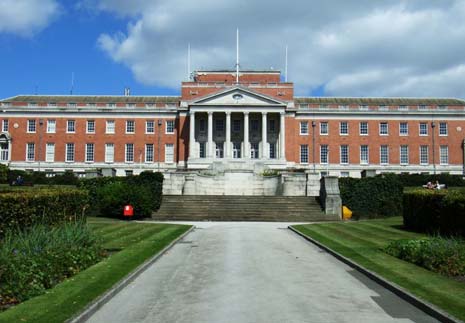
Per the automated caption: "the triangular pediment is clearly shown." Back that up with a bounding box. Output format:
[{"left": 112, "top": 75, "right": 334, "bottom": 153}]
[{"left": 190, "top": 87, "right": 286, "bottom": 107}]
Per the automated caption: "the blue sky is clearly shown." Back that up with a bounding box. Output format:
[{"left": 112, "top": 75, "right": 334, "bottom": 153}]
[{"left": 1, "top": 0, "right": 465, "bottom": 99}]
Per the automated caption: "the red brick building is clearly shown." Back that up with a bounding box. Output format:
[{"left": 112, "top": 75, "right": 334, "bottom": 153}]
[{"left": 0, "top": 70, "right": 464, "bottom": 177}]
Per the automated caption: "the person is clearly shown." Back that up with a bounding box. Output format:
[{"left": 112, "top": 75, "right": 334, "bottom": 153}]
[
  {"left": 16, "top": 175, "right": 24, "bottom": 186},
  {"left": 434, "top": 180, "right": 441, "bottom": 190},
  {"left": 426, "top": 181, "right": 433, "bottom": 189}
]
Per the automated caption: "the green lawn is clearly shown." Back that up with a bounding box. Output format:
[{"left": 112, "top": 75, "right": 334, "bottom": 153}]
[
  {"left": 0, "top": 218, "right": 192, "bottom": 323},
  {"left": 292, "top": 217, "right": 465, "bottom": 321}
]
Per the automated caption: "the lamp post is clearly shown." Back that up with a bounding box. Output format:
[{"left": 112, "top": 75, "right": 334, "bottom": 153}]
[
  {"left": 312, "top": 121, "right": 316, "bottom": 173},
  {"left": 431, "top": 121, "right": 436, "bottom": 175},
  {"left": 157, "top": 119, "right": 162, "bottom": 171},
  {"left": 38, "top": 119, "right": 43, "bottom": 172}
]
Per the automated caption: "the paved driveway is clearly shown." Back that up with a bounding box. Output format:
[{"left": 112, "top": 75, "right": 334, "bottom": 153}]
[{"left": 86, "top": 222, "right": 438, "bottom": 323}]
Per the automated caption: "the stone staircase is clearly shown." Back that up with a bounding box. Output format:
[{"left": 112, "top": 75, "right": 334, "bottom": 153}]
[{"left": 153, "top": 195, "right": 339, "bottom": 222}]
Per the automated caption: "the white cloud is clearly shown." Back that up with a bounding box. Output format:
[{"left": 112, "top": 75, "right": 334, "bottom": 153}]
[
  {"left": 91, "top": 0, "right": 465, "bottom": 97},
  {"left": 0, "top": 0, "right": 60, "bottom": 36}
]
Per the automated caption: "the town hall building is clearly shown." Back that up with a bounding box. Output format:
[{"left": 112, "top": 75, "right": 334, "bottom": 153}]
[{"left": 1, "top": 70, "right": 464, "bottom": 180}]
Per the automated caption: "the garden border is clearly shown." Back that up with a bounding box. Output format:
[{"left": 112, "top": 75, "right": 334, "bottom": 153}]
[
  {"left": 67, "top": 225, "right": 195, "bottom": 323},
  {"left": 289, "top": 225, "right": 462, "bottom": 323}
]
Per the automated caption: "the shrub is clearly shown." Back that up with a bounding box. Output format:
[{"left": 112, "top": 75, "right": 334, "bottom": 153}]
[
  {"left": 403, "top": 189, "right": 465, "bottom": 235},
  {"left": 0, "top": 188, "right": 89, "bottom": 236},
  {"left": 0, "top": 222, "right": 104, "bottom": 308},
  {"left": 385, "top": 237, "right": 465, "bottom": 277},
  {"left": 339, "top": 175, "right": 403, "bottom": 218},
  {"left": 391, "top": 173, "right": 465, "bottom": 188},
  {"left": 0, "top": 164, "right": 7, "bottom": 183}
]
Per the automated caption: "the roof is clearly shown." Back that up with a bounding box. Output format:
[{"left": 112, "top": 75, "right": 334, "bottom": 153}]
[
  {"left": 0, "top": 95, "right": 181, "bottom": 104},
  {"left": 294, "top": 97, "right": 465, "bottom": 106}
]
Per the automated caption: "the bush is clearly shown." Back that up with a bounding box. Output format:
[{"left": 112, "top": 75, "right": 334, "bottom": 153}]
[
  {"left": 392, "top": 173, "right": 465, "bottom": 188},
  {"left": 0, "top": 188, "right": 89, "bottom": 236},
  {"left": 385, "top": 237, "right": 465, "bottom": 277},
  {"left": 403, "top": 189, "right": 465, "bottom": 235},
  {"left": 339, "top": 175, "right": 403, "bottom": 218},
  {"left": 0, "top": 222, "right": 104, "bottom": 308},
  {"left": 0, "top": 164, "right": 7, "bottom": 183}
]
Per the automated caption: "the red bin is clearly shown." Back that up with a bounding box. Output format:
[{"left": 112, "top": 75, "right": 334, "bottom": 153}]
[{"left": 123, "top": 205, "right": 134, "bottom": 217}]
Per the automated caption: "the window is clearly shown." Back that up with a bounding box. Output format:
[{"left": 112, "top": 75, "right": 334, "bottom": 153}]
[
  {"left": 233, "top": 120, "right": 241, "bottom": 132},
  {"left": 379, "top": 122, "right": 388, "bottom": 135},
  {"left": 399, "top": 122, "right": 408, "bottom": 136},
  {"left": 360, "top": 145, "right": 369, "bottom": 164},
  {"left": 269, "top": 119, "right": 276, "bottom": 132},
  {"left": 199, "top": 142, "right": 206, "bottom": 158},
  {"left": 87, "top": 103, "right": 96, "bottom": 107},
  {"left": 45, "top": 143, "right": 55, "bottom": 162},
  {"left": 420, "top": 145, "right": 429, "bottom": 165},
  {"left": 438, "top": 105, "right": 448, "bottom": 111},
  {"left": 320, "top": 145, "right": 329, "bottom": 164},
  {"left": 146, "top": 103, "right": 154, "bottom": 108},
  {"left": 145, "top": 144, "right": 154, "bottom": 162},
  {"left": 359, "top": 105, "right": 369, "bottom": 111},
  {"left": 166, "top": 120, "right": 175, "bottom": 134},
  {"left": 146, "top": 120, "right": 155, "bottom": 134},
  {"left": 48, "top": 102, "right": 56, "bottom": 107},
  {"left": 439, "top": 122, "right": 448, "bottom": 136},
  {"left": 127, "top": 103, "right": 135, "bottom": 108},
  {"left": 340, "top": 122, "right": 348, "bottom": 135},
  {"left": 233, "top": 142, "right": 241, "bottom": 158},
  {"left": 87, "top": 120, "right": 95, "bottom": 134},
  {"left": 65, "top": 143, "right": 75, "bottom": 162},
  {"left": 68, "top": 103, "right": 77, "bottom": 108},
  {"left": 107, "top": 103, "right": 116, "bottom": 108},
  {"left": 67, "top": 120, "right": 75, "bottom": 133},
  {"left": 106, "top": 120, "right": 115, "bottom": 134},
  {"left": 440, "top": 146, "right": 449, "bottom": 165},
  {"left": 0, "top": 143, "right": 8, "bottom": 161},
  {"left": 125, "top": 143, "right": 134, "bottom": 162},
  {"left": 379, "top": 105, "right": 388, "bottom": 111},
  {"left": 418, "top": 104, "right": 428, "bottom": 110},
  {"left": 300, "top": 121, "right": 308, "bottom": 135},
  {"left": 165, "top": 144, "right": 174, "bottom": 163},
  {"left": 300, "top": 145, "right": 309, "bottom": 164},
  {"left": 105, "top": 143, "right": 114, "bottom": 163},
  {"left": 339, "top": 105, "right": 349, "bottom": 110},
  {"left": 251, "top": 143, "right": 259, "bottom": 159},
  {"left": 319, "top": 104, "right": 329, "bottom": 110},
  {"left": 340, "top": 145, "right": 349, "bottom": 164},
  {"left": 419, "top": 123, "right": 428, "bottom": 136},
  {"left": 27, "top": 120, "right": 36, "bottom": 133},
  {"left": 320, "top": 122, "right": 328, "bottom": 135},
  {"left": 2, "top": 119, "right": 8, "bottom": 132},
  {"left": 199, "top": 119, "right": 206, "bottom": 132},
  {"left": 400, "top": 145, "right": 409, "bottom": 165},
  {"left": 126, "top": 120, "right": 135, "bottom": 134},
  {"left": 46, "top": 120, "right": 55, "bottom": 133},
  {"left": 85, "top": 143, "right": 94, "bottom": 162},
  {"left": 269, "top": 143, "right": 276, "bottom": 159},
  {"left": 380, "top": 145, "right": 389, "bottom": 165},
  {"left": 215, "top": 119, "right": 224, "bottom": 132},
  {"left": 26, "top": 143, "right": 35, "bottom": 161},
  {"left": 216, "top": 142, "right": 224, "bottom": 158},
  {"left": 340, "top": 172, "right": 350, "bottom": 177},
  {"left": 125, "top": 170, "right": 133, "bottom": 176},
  {"left": 359, "top": 122, "right": 368, "bottom": 135},
  {"left": 398, "top": 105, "right": 408, "bottom": 111},
  {"left": 251, "top": 119, "right": 259, "bottom": 131},
  {"left": 28, "top": 102, "right": 37, "bottom": 107}
]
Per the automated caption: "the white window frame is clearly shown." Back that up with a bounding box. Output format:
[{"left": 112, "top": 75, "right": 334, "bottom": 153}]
[
  {"left": 126, "top": 120, "right": 135, "bottom": 134},
  {"left": 199, "top": 142, "right": 207, "bottom": 158},
  {"left": 340, "top": 145, "right": 349, "bottom": 165},
  {"left": 46, "top": 120, "right": 56, "bottom": 133},
  {"left": 420, "top": 145, "right": 429, "bottom": 165},
  {"left": 339, "top": 122, "right": 348, "bottom": 135},
  {"left": 146, "top": 120, "right": 155, "bottom": 134},
  {"left": 166, "top": 120, "right": 175, "bottom": 134},
  {"left": 232, "top": 142, "right": 241, "bottom": 158},
  {"left": 105, "top": 143, "right": 114, "bottom": 163},
  {"left": 145, "top": 144, "right": 154, "bottom": 162},
  {"left": 85, "top": 143, "right": 94, "bottom": 162},
  {"left": 65, "top": 143, "right": 75, "bottom": 162},
  {"left": 320, "top": 122, "right": 328, "bottom": 135},
  {"left": 300, "top": 145, "right": 309, "bottom": 164},
  {"left": 320, "top": 145, "right": 329, "bottom": 164},
  {"left": 379, "top": 122, "right": 389, "bottom": 136},
  {"left": 440, "top": 146, "right": 449, "bottom": 165},
  {"left": 400, "top": 145, "right": 409, "bottom": 165},
  {"left": 165, "top": 143, "right": 174, "bottom": 163},
  {"left": 439, "top": 122, "right": 448, "bottom": 136},
  {"left": 232, "top": 120, "right": 241, "bottom": 132},
  {"left": 300, "top": 121, "right": 308, "bottom": 135},
  {"left": 380, "top": 145, "right": 389, "bottom": 165},
  {"left": 359, "top": 122, "right": 368, "bottom": 136},
  {"left": 67, "top": 120, "right": 75, "bottom": 133},
  {"left": 26, "top": 143, "right": 35, "bottom": 161},
  {"left": 45, "top": 143, "right": 55, "bottom": 162},
  {"left": 360, "top": 145, "right": 369, "bottom": 165},
  {"left": 399, "top": 122, "right": 408, "bottom": 136},
  {"left": 125, "top": 143, "right": 134, "bottom": 162},
  {"left": 27, "top": 120, "right": 36, "bottom": 133},
  {"left": 106, "top": 120, "right": 115, "bottom": 134},
  {"left": 2, "top": 119, "right": 9, "bottom": 132},
  {"left": 86, "top": 120, "right": 95, "bottom": 134},
  {"left": 269, "top": 142, "right": 276, "bottom": 159},
  {"left": 419, "top": 123, "right": 428, "bottom": 136},
  {"left": 215, "top": 119, "right": 224, "bottom": 133},
  {"left": 216, "top": 142, "right": 224, "bottom": 159}
]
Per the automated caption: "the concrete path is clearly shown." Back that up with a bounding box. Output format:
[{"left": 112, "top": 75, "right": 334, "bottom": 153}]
[{"left": 86, "top": 222, "right": 438, "bottom": 323}]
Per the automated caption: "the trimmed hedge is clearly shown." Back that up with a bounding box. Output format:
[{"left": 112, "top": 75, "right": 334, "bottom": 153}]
[
  {"left": 78, "top": 171, "right": 163, "bottom": 219},
  {"left": 403, "top": 189, "right": 465, "bottom": 235},
  {"left": 393, "top": 173, "right": 465, "bottom": 188},
  {"left": 5, "top": 169, "right": 79, "bottom": 186},
  {"left": 0, "top": 188, "right": 89, "bottom": 236},
  {"left": 339, "top": 175, "right": 403, "bottom": 218}
]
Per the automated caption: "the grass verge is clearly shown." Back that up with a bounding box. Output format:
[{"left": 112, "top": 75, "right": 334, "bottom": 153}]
[
  {"left": 291, "top": 217, "right": 465, "bottom": 321},
  {"left": 0, "top": 218, "right": 192, "bottom": 323}
]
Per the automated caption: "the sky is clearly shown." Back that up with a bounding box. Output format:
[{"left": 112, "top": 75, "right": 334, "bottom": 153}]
[{"left": 1, "top": 0, "right": 465, "bottom": 99}]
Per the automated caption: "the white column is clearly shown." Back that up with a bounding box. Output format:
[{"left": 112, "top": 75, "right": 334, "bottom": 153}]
[
  {"left": 189, "top": 111, "right": 195, "bottom": 159},
  {"left": 207, "top": 111, "right": 213, "bottom": 158},
  {"left": 243, "top": 112, "right": 249, "bottom": 158},
  {"left": 280, "top": 112, "right": 285, "bottom": 159},
  {"left": 225, "top": 112, "right": 231, "bottom": 158},
  {"left": 262, "top": 112, "right": 268, "bottom": 159}
]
